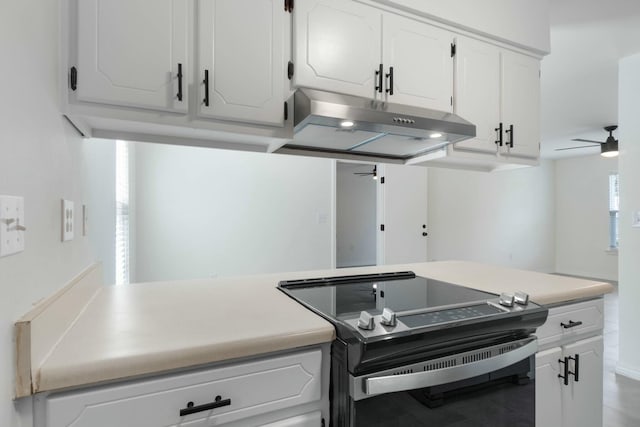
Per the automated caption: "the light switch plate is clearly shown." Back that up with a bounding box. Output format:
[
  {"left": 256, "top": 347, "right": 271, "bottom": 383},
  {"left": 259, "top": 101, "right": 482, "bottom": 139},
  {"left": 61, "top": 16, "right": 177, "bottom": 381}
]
[
  {"left": 62, "top": 199, "right": 74, "bottom": 241},
  {"left": 0, "top": 195, "right": 25, "bottom": 257},
  {"left": 633, "top": 211, "right": 640, "bottom": 228}
]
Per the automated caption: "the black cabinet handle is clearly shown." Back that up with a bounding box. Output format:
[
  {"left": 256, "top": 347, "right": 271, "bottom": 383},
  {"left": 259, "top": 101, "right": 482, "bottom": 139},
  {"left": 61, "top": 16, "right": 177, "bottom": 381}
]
[
  {"left": 375, "top": 64, "right": 383, "bottom": 93},
  {"left": 569, "top": 354, "right": 579, "bottom": 382},
  {"left": 176, "top": 63, "right": 184, "bottom": 101},
  {"left": 505, "top": 124, "right": 514, "bottom": 148},
  {"left": 495, "top": 123, "right": 503, "bottom": 146},
  {"left": 203, "top": 69, "right": 210, "bottom": 106},
  {"left": 558, "top": 357, "right": 570, "bottom": 386},
  {"left": 386, "top": 67, "right": 394, "bottom": 95},
  {"left": 561, "top": 320, "right": 583, "bottom": 329},
  {"left": 180, "top": 396, "right": 231, "bottom": 417}
]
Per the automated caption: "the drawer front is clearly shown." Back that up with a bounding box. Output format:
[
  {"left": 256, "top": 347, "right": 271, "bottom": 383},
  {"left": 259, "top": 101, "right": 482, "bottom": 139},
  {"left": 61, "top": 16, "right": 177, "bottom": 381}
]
[
  {"left": 535, "top": 299, "right": 604, "bottom": 348},
  {"left": 45, "top": 349, "right": 322, "bottom": 427}
]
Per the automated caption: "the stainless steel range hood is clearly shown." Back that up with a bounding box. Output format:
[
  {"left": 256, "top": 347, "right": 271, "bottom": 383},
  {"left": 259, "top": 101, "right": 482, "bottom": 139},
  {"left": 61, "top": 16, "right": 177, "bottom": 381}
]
[{"left": 275, "top": 89, "right": 476, "bottom": 164}]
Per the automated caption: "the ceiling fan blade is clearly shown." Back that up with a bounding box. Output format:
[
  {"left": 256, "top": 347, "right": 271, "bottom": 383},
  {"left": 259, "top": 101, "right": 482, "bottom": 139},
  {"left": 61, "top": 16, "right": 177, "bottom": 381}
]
[
  {"left": 555, "top": 145, "right": 601, "bottom": 151},
  {"left": 571, "top": 138, "right": 603, "bottom": 144}
]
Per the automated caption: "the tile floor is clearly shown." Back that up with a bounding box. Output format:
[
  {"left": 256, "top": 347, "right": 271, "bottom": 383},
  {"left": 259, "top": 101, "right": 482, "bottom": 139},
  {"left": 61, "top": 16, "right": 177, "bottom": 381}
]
[{"left": 602, "top": 287, "right": 640, "bottom": 427}]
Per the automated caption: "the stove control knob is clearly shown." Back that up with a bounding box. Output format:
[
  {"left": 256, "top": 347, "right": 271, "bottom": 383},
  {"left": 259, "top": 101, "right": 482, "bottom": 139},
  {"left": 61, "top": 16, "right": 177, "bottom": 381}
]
[
  {"left": 499, "top": 293, "right": 515, "bottom": 307},
  {"left": 514, "top": 291, "right": 530, "bottom": 306},
  {"left": 380, "top": 308, "right": 397, "bottom": 327},
  {"left": 357, "top": 311, "right": 375, "bottom": 330}
]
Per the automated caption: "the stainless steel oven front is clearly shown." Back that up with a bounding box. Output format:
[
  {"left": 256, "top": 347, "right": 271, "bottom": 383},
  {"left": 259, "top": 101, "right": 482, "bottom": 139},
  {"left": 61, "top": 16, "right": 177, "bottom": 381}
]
[{"left": 333, "top": 336, "right": 538, "bottom": 427}]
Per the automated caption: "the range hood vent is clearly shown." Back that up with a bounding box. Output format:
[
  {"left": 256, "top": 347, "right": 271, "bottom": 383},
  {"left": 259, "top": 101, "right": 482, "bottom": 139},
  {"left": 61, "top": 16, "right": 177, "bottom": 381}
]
[{"left": 275, "top": 89, "right": 476, "bottom": 164}]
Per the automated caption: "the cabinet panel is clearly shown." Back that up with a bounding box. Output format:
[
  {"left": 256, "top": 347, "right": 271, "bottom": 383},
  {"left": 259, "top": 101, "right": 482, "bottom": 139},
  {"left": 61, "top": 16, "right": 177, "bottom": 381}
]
[
  {"left": 382, "top": 14, "right": 453, "bottom": 111},
  {"left": 501, "top": 50, "right": 540, "bottom": 159},
  {"left": 452, "top": 35, "right": 500, "bottom": 154},
  {"left": 293, "top": 0, "right": 382, "bottom": 98},
  {"left": 536, "top": 299, "right": 604, "bottom": 349},
  {"left": 76, "top": 0, "right": 188, "bottom": 112},
  {"left": 45, "top": 349, "right": 322, "bottom": 427},
  {"left": 199, "top": 0, "right": 285, "bottom": 126},
  {"left": 562, "top": 336, "right": 604, "bottom": 427},
  {"left": 259, "top": 411, "right": 322, "bottom": 426},
  {"left": 535, "top": 348, "right": 563, "bottom": 427}
]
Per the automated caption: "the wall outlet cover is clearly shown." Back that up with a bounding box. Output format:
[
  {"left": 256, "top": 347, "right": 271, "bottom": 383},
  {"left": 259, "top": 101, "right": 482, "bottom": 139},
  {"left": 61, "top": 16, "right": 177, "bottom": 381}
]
[
  {"left": 62, "top": 199, "right": 74, "bottom": 241},
  {"left": 0, "top": 195, "right": 25, "bottom": 257}
]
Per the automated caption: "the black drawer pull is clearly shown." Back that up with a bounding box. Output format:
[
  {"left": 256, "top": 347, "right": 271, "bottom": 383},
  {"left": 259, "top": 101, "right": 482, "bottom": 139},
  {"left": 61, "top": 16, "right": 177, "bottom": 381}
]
[
  {"left": 375, "top": 63, "right": 383, "bottom": 93},
  {"left": 385, "top": 66, "right": 394, "bottom": 95},
  {"left": 180, "top": 395, "right": 231, "bottom": 416},
  {"left": 176, "top": 63, "right": 183, "bottom": 101},
  {"left": 569, "top": 354, "right": 579, "bottom": 382},
  {"left": 561, "top": 320, "right": 583, "bottom": 329},
  {"left": 505, "top": 124, "right": 514, "bottom": 148},
  {"left": 558, "top": 357, "right": 569, "bottom": 385},
  {"left": 495, "top": 122, "right": 503, "bottom": 146},
  {"left": 203, "top": 69, "right": 210, "bottom": 106}
]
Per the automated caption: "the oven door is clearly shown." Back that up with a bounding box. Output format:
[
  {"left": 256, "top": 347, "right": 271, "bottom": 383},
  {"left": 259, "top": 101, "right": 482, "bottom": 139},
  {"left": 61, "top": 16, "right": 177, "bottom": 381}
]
[{"left": 347, "top": 337, "right": 537, "bottom": 427}]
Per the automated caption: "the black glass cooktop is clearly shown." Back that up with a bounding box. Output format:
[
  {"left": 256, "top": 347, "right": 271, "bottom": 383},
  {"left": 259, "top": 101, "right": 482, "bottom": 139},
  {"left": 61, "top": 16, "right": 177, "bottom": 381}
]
[{"left": 279, "top": 272, "right": 499, "bottom": 327}]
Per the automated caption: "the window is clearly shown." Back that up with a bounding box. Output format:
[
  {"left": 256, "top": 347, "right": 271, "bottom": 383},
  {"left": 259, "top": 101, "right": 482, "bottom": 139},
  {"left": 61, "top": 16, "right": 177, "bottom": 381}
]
[
  {"left": 608, "top": 173, "right": 619, "bottom": 249},
  {"left": 115, "top": 140, "right": 130, "bottom": 285}
]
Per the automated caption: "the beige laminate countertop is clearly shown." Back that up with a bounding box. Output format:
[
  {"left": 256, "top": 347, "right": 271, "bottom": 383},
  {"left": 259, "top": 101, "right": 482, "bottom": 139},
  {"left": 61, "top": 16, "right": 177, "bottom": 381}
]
[{"left": 24, "top": 261, "right": 613, "bottom": 395}]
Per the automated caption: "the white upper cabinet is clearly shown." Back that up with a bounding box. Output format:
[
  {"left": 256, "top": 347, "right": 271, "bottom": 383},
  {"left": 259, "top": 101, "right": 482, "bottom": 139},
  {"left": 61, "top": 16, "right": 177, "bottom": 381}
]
[
  {"left": 76, "top": 0, "right": 189, "bottom": 112},
  {"left": 501, "top": 50, "right": 541, "bottom": 159},
  {"left": 293, "top": 0, "right": 454, "bottom": 109},
  {"left": 293, "top": 0, "right": 382, "bottom": 99},
  {"left": 198, "top": 0, "right": 285, "bottom": 126},
  {"left": 382, "top": 13, "right": 453, "bottom": 111},
  {"left": 453, "top": 36, "right": 501, "bottom": 154},
  {"left": 450, "top": 35, "right": 540, "bottom": 163}
]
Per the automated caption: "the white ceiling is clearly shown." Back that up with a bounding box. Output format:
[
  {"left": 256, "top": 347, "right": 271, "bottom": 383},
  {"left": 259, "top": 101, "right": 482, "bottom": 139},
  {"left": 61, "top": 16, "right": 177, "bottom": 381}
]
[{"left": 540, "top": 0, "right": 640, "bottom": 158}]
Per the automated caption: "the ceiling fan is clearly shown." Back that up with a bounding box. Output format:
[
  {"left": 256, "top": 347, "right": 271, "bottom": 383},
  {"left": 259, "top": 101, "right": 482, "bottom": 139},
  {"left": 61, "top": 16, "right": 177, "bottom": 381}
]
[
  {"left": 555, "top": 125, "right": 619, "bottom": 158},
  {"left": 354, "top": 165, "right": 378, "bottom": 180}
]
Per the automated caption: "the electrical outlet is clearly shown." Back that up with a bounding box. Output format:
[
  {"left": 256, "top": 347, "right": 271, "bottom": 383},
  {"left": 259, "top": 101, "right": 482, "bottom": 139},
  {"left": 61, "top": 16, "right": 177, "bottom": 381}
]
[
  {"left": 62, "top": 199, "right": 74, "bottom": 241},
  {"left": 0, "top": 195, "right": 25, "bottom": 257}
]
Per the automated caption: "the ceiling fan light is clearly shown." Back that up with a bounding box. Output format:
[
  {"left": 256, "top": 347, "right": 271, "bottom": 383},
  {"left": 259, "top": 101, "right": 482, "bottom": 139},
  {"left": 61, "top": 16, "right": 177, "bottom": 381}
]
[{"left": 600, "top": 138, "right": 619, "bottom": 157}]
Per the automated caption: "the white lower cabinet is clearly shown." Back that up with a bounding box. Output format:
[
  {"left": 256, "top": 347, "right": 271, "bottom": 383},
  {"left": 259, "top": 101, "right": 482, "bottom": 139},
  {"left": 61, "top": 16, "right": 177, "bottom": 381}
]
[
  {"left": 535, "top": 299, "right": 605, "bottom": 427},
  {"left": 37, "top": 349, "right": 324, "bottom": 427}
]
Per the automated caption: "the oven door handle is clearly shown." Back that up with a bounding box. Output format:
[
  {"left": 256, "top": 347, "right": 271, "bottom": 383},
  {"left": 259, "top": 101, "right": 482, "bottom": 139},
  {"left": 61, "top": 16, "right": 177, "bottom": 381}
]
[{"left": 364, "top": 339, "right": 537, "bottom": 397}]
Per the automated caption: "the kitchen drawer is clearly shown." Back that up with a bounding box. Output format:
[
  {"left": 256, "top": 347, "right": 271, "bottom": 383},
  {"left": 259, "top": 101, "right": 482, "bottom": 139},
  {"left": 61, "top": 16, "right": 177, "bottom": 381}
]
[
  {"left": 535, "top": 299, "right": 604, "bottom": 349},
  {"left": 43, "top": 349, "right": 322, "bottom": 427}
]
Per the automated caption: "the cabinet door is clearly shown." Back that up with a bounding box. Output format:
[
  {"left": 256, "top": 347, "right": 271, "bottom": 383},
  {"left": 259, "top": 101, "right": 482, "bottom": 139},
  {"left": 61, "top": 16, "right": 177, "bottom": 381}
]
[
  {"left": 76, "top": 0, "right": 188, "bottom": 112},
  {"left": 452, "top": 36, "right": 501, "bottom": 154},
  {"left": 501, "top": 50, "right": 540, "bottom": 159},
  {"left": 293, "top": 0, "right": 382, "bottom": 98},
  {"left": 198, "top": 0, "right": 285, "bottom": 126},
  {"left": 382, "top": 13, "right": 453, "bottom": 111},
  {"left": 535, "top": 347, "right": 563, "bottom": 427},
  {"left": 562, "top": 336, "right": 604, "bottom": 427}
]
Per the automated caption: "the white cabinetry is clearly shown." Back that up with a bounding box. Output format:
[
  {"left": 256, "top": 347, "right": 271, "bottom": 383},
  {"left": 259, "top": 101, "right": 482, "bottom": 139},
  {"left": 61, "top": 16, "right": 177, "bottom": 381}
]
[
  {"left": 448, "top": 35, "right": 540, "bottom": 165},
  {"left": 65, "top": 0, "right": 288, "bottom": 146},
  {"left": 75, "top": 0, "right": 189, "bottom": 112},
  {"left": 37, "top": 349, "right": 324, "bottom": 427},
  {"left": 535, "top": 299, "right": 604, "bottom": 427},
  {"left": 198, "top": 0, "right": 285, "bottom": 126},
  {"left": 293, "top": 0, "right": 454, "bottom": 110}
]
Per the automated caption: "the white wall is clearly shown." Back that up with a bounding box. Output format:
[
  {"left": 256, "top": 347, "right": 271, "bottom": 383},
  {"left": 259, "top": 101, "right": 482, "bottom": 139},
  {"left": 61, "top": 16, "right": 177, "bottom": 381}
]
[
  {"left": 82, "top": 139, "right": 116, "bottom": 285},
  {"left": 617, "top": 53, "right": 640, "bottom": 380},
  {"left": 555, "top": 155, "right": 618, "bottom": 281},
  {"left": 0, "top": 2, "right": 96, "bottom": 425},
  {"left": 133, "top": 143, "right": 334, "bottom": 282},
  {"left": 427, "top": 160, "right": 556, "bottom": 272},
  {"left": 336, "top": 163, "right": 377, "bottom": 268}
]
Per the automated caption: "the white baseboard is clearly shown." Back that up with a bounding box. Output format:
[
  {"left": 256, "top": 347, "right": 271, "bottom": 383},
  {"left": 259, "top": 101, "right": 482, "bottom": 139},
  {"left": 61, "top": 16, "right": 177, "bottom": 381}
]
[{"left": 615, "top": 364, "right": 640, "bottom": 381}]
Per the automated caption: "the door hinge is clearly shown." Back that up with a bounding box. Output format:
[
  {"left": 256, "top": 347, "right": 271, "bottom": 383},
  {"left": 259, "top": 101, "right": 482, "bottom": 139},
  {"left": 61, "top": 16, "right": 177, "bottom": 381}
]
[
  {"left": 284, "top": 101, "right": 288, "bottom": 121},
  {"left": 69, "top": 66, "right": 77, "bottom": 91},
  {"left": 380, "top": 176, "right": 385, "bottom": 184},
  {"left": 450, "top": 96, "right": 453, "bottom": 106},
  {"left": 284, "top": 0, "right": 293, "bottom": 13},
  {"left": 450, "top": 43, "right": 456, "bottom": 57},
  {"left": 287, "top": 61, "right": 294, "bottom": 80},
  {"left": 380, "top": 224, "right": 385, "bottom": 231}
]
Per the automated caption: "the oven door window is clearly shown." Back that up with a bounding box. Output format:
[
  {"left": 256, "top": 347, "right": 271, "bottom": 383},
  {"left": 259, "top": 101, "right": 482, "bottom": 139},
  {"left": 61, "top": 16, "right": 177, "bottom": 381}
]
[{"left": 353, "top": 357, "right": 535, "bottom": 427}]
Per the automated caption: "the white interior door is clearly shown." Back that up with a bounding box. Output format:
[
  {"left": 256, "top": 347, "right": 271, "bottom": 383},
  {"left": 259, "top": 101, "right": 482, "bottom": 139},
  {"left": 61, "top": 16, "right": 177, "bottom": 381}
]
[{"left": 377, "top": 164, "right": 428, "bottom": 265}]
